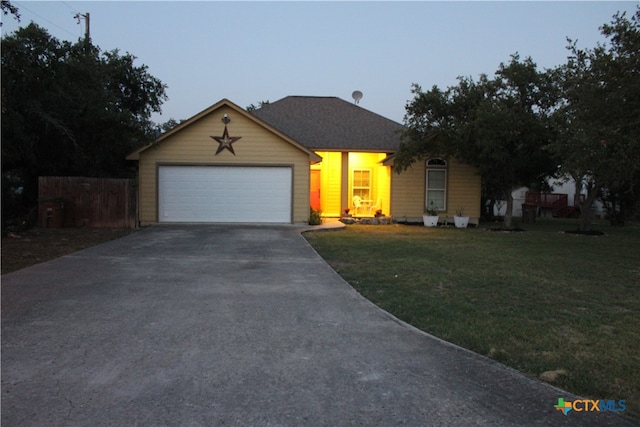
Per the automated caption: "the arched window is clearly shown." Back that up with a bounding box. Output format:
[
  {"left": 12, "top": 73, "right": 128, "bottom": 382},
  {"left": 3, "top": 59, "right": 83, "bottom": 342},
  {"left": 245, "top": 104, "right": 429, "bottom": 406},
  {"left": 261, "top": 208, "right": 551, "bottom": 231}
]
[
  {"left": 427, "top": 158, "right": 447, "bottom": 167},
  {"left": 426, "top": 158, "right": 447, "bottom": 212}
]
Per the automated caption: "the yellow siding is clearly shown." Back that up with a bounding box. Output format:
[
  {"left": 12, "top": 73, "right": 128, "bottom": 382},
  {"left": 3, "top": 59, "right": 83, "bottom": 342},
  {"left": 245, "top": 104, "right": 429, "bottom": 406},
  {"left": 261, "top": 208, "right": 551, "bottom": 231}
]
[
  {"left": 376, "top": 161, "right": 391, "bottom": 215},
  {"left": 347, "top": 153, "right": 391, "bottom": 216},
  {"left": 390, "top": 162, "right": 425, "bottom": 221},
  {"left": 391, "top": 158, "right": 481, "bottom": 222},
  {"left": 312, "top": 151, "right": 392, "bottom": 217},
  {"left": 312, "top": 151, "right": 343, "bottom": 217},
  {"left": 447, "top": 160, "right": 481, "bottom": 221},
  {"left": 138, "top": 106, "right": 311, "bottom": 225}
]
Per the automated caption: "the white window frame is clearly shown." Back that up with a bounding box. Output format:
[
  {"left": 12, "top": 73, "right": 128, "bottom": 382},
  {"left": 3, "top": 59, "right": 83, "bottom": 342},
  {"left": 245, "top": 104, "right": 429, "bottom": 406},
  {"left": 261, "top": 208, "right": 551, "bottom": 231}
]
[
  {"left": 352, "top": 169, "right": 371, "bottom": 200},
  {"left": 426, "top": 158, "right": 447, "bottom": 212}
]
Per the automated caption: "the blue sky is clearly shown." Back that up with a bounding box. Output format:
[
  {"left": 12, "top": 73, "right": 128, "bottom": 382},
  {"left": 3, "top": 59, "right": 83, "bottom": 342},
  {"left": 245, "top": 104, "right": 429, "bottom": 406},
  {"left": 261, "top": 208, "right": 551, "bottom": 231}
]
[{"left": 2, "top": 1, "right": 638, "bottom": 124}]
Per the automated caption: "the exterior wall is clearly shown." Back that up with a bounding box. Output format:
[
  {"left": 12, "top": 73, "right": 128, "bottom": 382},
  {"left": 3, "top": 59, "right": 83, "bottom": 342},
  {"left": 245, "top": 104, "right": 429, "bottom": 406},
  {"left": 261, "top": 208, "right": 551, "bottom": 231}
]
[
  {"left": 312, "top": 151, "right": 391, "bottom": 217},
  {"left": 311, "top": 151, "right": 343, "bottom": 217},
  {"left": 391, "top": 158, "right": 481, "bottom": 223},
  {"left": 138, "top": 105, "right": 311, "bottom": 225},
  {"left": 376, "top": 162, "right": 391, "bottom": 216},
  {"left": 495, "top": 187, "right": 527, "bottom": 217},
  {"left": 390, "top": 161, "right": 425, "bottom": 221},
  {"left": 496, "top": 177, "right": 605, "bottom": 218},
  {"left": 547, "top": 176, "right": 604, "bottom": 216},
  {"left": 348, "top": 152, "right": 391, "bottom": 216},
  {"left": 447, "top": 160, "right": 481, "bottom": 221}
]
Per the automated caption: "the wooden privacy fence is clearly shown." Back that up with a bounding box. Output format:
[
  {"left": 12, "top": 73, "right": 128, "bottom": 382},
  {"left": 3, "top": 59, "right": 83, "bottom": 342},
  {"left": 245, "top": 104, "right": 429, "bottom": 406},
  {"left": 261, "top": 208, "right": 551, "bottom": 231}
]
[{"left": 38, "top": 176, "right": 137, "bottom": 228}]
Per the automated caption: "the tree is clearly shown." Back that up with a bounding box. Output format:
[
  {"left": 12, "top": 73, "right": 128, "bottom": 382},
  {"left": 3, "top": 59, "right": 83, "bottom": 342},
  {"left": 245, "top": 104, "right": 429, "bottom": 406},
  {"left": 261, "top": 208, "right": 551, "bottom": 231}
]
[
  {"left": 1, "top": 0, "right": 20, "bottom": 24},
  {"left": 1, "top": 23, "right": 167, "bottom": 227},
  {"left": 246, "top": 100, "right": 270, "bottom": 112},
  {"left": 549, "top": 9, "right": 640, "bottom": 231},
  {"left": 159, "top": 118, "right": 182, "bottom": 133},
  {"left": 396, "top": 55, "right": 556, "bottom": 228}
]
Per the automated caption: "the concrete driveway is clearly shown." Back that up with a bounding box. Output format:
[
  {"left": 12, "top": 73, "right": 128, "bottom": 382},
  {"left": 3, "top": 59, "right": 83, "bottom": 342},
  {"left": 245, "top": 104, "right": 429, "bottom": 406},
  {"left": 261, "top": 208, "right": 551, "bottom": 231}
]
[{"left": 2, "top": 225, "right": 636, "bottom": 426}]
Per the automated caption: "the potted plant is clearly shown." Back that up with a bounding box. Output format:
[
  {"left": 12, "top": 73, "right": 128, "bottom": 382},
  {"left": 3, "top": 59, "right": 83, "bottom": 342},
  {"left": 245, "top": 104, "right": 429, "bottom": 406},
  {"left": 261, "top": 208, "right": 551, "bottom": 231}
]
[
  {"left": 454, "top": 207, "right": 469, "bottom": 228},
  {"left": 423, "top": 201, "right": 439, "bottom": 227},
  {"left": 309, "top": 207, "right": 323, "bottom": 225}
]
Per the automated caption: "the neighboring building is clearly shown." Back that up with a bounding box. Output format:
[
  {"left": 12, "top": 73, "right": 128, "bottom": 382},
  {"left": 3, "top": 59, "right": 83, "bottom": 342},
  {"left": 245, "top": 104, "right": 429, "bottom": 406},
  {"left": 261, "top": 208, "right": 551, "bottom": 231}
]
[
  {"left": 494, "top": 176, "right": 605, "bottom": 218},
  {"left": 127, "top": 97, "right": 481, "bottom": 225}
]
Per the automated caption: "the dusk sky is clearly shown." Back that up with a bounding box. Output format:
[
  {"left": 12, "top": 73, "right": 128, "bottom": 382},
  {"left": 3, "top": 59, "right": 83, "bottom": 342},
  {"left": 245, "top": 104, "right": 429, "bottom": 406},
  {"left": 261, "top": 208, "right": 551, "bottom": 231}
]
[{"left": 3, "top": 1, "right": 638, "bottom": 124}]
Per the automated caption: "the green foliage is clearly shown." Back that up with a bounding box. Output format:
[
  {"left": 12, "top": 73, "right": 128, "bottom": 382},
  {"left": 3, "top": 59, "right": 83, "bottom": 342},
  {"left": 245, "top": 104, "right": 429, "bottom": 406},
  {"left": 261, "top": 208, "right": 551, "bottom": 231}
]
[
  {"left": 426, "top": 200, "right": 438, "bottom": 216},
  {"left": 309, "top": 207, "right": 322, "bottom": 225},
  {"left": 1, "top": 23, "right": 167, "bottom": 225},
  {"left": 1, "top": 0, "right": 20, "bottom": 23},
  {"left": 398, "top": 8, "right": 640, "bottom": 231},
  {"left": 246, "top": 100, "right": 270, "bottom": 112},
  {"left": 549, "top": 9, "right": 640, "bottom": 230},
  {"left": 398, "top": 55, "right": 557, "bottom": 228},
  {"left": 158, "top": 118, "right": 187, "bottom": 134}
]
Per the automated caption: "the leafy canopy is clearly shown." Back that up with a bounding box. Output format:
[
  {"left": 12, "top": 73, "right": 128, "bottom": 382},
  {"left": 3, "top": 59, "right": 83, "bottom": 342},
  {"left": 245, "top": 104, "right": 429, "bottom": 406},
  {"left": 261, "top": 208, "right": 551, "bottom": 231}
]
[
  {"left": 1, "top": 23, "right": 167, "bottom": 224},
  {"left": 549, "top": 9, "right": 640, "bottom": 229},
  {"left": 397, "top": 55, "right": 557, "bottom": 227}
]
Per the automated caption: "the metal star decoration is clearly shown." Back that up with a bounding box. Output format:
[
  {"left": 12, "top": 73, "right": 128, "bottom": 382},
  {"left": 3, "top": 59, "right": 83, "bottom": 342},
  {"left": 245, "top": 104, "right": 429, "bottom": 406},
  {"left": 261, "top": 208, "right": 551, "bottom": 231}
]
[{"left": 211, "top": 125, "right": 241, "bottom": 155}]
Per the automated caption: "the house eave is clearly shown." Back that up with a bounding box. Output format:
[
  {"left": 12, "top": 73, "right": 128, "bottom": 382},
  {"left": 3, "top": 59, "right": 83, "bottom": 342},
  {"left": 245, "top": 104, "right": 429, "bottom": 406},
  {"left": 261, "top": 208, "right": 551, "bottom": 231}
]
[
  {"left": 311, "top": 148, "right": 397, "bottom": 154},
  {"left": 126, "top": 98, "right": 322, "bottom": 163}
]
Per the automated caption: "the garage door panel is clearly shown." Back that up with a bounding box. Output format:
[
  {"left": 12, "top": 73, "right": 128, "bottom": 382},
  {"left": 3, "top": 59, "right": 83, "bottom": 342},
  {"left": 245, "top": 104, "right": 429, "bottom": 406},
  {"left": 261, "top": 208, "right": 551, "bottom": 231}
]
[{"left": 159, "top": 166, "right": 292, "bottom": 223}]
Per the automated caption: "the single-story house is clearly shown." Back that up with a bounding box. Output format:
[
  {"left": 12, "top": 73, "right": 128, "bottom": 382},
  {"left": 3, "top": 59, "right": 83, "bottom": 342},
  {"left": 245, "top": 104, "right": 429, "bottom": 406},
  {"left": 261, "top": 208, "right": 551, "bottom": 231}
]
[{"left": 127, "top": 96, "right": 481, "bottom": 225}]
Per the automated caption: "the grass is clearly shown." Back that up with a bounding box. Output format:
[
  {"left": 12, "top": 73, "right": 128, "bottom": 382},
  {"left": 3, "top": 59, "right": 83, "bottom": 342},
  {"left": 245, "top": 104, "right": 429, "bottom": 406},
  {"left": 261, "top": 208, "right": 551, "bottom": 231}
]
[
  {"left": 304, "top": 218, "right": 640, "bottom": 419},
  {"left": 1, "top": 227, "right": 134, "bottom": 275}
]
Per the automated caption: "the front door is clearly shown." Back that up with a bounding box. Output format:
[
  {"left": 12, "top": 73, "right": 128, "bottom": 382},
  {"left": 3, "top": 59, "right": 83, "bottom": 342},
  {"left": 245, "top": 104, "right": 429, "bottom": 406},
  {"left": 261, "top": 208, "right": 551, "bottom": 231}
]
[{"left": 310, "top": 170, "right": 321, "bottom": 210}]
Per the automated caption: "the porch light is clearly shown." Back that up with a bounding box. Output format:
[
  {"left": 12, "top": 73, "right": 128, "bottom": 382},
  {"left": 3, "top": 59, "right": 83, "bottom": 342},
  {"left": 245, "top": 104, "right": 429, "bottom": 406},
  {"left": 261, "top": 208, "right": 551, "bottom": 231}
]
[{"left": 222, "top": 114, "right": 230, "bottom": 124}]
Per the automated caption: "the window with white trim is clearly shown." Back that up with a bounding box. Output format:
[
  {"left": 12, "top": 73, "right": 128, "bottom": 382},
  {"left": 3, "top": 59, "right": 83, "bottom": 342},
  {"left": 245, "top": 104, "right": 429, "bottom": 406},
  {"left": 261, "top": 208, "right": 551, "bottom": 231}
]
[
  {"left": 352, "top": 169, "right": 371, "bottom": 200},
  {"left": 426, "top": 158, "right": 447, "bottom": 212}
]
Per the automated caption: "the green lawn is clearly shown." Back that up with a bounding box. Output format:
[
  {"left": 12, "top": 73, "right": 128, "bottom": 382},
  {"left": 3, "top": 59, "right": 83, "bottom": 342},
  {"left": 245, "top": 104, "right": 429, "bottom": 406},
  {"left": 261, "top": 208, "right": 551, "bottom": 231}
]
[{"left": 304, "top": 219, "right": 640, "bottom": 419}]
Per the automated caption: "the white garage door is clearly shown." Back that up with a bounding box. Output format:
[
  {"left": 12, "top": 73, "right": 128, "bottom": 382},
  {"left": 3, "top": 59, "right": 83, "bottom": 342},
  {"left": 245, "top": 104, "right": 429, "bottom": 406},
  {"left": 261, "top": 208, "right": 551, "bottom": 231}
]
[{"left": 158, "top": 165, "right": 292, "bottom": 223}]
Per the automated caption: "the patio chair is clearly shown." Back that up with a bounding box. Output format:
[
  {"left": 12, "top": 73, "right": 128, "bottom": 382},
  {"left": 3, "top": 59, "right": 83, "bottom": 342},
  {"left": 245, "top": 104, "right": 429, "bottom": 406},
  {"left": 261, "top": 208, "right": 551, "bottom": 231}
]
[
  {"left": 368, "top": 197, "right": 381, "bottom": 214},
  {"left": 352, "top": 196, "right": 363, "bottom": 215}
]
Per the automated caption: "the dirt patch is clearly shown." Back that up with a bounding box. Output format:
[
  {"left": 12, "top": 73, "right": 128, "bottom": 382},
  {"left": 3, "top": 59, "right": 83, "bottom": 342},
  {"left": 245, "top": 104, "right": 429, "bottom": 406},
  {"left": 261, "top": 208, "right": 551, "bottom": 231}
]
[
  {"left": 1, "top": 227, "right": 134, "bottom": 275},
  {"left": 539, "top": 369, "right": 568, "bottom": 383}
]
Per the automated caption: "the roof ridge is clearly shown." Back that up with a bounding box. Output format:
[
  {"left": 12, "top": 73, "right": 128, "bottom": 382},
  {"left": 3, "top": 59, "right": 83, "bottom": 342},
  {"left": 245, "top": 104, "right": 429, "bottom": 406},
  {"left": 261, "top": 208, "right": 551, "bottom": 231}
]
[
  {"left": 286, "top": 95, "right": 340, "bottom": 99},
  {"left": 291, "top": 96, "right": 404, "bottom": 126}
]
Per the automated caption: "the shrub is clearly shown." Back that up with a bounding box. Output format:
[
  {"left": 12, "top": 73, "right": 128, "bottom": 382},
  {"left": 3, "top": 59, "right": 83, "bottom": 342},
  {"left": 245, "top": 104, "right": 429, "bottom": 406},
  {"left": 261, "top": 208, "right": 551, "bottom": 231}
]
[{"left": 309, "top": 207, "right": 322, "bottom": 225}]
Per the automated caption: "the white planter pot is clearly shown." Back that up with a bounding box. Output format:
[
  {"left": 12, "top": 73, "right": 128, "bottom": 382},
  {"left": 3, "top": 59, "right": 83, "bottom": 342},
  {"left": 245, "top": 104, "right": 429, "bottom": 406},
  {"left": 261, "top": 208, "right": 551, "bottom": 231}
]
[
  {"left": 454, "top": 216, "right": 469, "bottom": 228},
  {"left": 423, "top": 215, "right": 439, "bottom": 227}
]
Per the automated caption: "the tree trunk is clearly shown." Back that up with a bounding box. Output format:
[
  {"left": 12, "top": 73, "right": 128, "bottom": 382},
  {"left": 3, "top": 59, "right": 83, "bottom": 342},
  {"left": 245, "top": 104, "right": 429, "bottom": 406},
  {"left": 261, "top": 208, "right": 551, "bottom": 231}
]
[
  {"left": 571, "top": 172, "right": 598, "bottom": 232},
  {"left": 503, "top": 189, "right": 514, "bottom": 229},
  {"left": 578, "top": 191, "right": 599, "bottom": 232}
]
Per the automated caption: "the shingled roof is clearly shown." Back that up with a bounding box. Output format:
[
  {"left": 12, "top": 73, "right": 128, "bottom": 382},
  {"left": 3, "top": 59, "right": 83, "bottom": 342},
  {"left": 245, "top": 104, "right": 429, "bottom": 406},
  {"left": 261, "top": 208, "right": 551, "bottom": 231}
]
[{"left": 251, "top": 96, "right": 405, "bottom": 152}]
